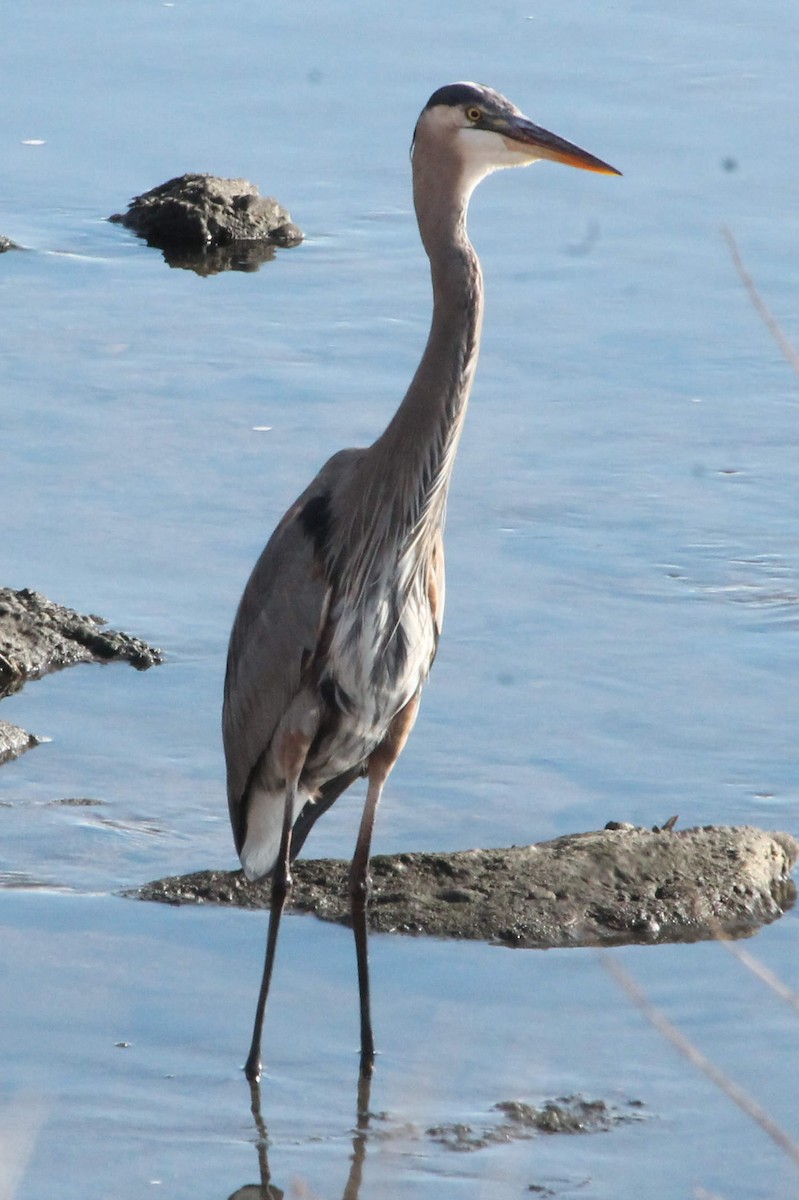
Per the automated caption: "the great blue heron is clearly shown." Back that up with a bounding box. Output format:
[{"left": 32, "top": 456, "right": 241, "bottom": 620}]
[{"left": 223, "top": 81, "right": 619, "bottom": 1083}]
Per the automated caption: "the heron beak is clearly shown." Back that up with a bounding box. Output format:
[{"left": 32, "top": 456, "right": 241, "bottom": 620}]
[{"left": 500, "top": 115, "right": 621, "bottom": 176}]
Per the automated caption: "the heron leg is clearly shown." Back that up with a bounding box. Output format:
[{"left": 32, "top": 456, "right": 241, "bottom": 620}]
[
  {"left": 245, "top": 740, "right": 307, "bottom": 1083},
  {"left": 350, "top": 770, "right": 384, "bottom": 1077},
  {"left": 351, "top": 694, "right": 421, "bottom": 1077}
]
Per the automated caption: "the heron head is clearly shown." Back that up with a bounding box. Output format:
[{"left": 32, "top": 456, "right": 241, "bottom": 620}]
[{"left": 414, "top": 82, "right": 620, "bottom": 190}]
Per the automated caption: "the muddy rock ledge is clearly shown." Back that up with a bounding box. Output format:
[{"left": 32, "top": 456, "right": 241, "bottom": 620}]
[
  {"left": 0, "top": 586, "right": 163, "bottom": 763},
  {"left": 0, "top": 587, "right": 161, "bottom": 691},
  {"left": 134, "top": 822, "right": 797, "bottom": 950}
]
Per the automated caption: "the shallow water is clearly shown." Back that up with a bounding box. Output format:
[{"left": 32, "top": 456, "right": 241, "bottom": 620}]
[{"left": 3, "top": 0, "right": 799, "bottom": 1196}]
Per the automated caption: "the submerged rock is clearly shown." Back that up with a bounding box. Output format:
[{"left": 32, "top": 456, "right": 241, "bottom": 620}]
[
  {"left": 132, "top": 823, "right": 797, "bottom": 949},
  {"left": 427, "top": 1095, "right": 632, "bottom": 1150},
  {"left": 109, "top": 173, "right": 303, "bottom": 273}
]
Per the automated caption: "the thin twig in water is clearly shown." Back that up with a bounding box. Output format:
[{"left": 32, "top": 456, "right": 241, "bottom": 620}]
[
  {"left": 714, "top": 934, "right": 799, "bottom": 1019},
  {"left": 722, "top": 225, "right": 799, "bottom": 377},
  {"left": 602, "top": 955, "right": 799, "bottom": 1171}
]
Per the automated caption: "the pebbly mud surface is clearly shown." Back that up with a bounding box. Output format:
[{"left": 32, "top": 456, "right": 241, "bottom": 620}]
[
  {"left": 132, "top": 822, "right": 797, "bottom": 949},
  {"left": 0, "top": 586, "right": 163, "bottom": 763},
  {"left": 110, "top": 173, "right": 303, "bottom": 273}
]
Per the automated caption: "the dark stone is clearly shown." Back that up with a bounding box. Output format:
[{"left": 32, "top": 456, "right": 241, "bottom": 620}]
[
  {"left": 0, "top": 586, "right": 162, "bottom": 697},
  {"left": 0, "top": 587, "right": 163, "bottom": 764},
  {"left": 109, "top": 173, "right": 303, "bottom": 274}
]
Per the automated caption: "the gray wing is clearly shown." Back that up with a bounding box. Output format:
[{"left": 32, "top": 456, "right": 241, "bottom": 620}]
[
  {"left": 222, "top": 448, "right": 363, "bottom": 853},
  {"left": 429, "top": 527, "right": 446, "bottom": 640}
]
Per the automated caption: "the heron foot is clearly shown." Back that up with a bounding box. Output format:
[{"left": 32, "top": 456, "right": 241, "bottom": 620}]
[{"left": 244, "top": 1050, "right": 262, "bottom": 1083}]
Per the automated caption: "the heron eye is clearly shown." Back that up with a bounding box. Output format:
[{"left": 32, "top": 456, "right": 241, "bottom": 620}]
[{"left": 465, "top": 106, "right": 482, "bottom": 124}]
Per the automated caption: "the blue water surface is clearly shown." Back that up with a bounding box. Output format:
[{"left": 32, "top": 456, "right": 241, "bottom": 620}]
[{"left": 2, "top": 0, "right": 799, "bottom": 1196}]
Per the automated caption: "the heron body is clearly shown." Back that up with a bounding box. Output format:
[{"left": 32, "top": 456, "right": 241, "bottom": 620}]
[
  {"left": 223, "top": 82, "right": 619, "bottom": 1082},
  {"left": 226, "top": 446, "right": 442, "bottom": 883}
]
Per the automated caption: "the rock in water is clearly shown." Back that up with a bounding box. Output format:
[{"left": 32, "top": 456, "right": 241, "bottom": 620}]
[
  {"left": 0, "top": 719, "right": 46, "bottom": 766},
  {"left": 131, "top": 823, "right": 798, "bottom": 949},
  {"left": 109, "top": 174, "right": 302, "bottom": 272},
  {"left": 0, "top": 586, "right": 162, "bottom": 697}
]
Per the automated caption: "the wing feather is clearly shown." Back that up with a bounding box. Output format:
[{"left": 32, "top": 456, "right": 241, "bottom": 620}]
[{"left": 222, "top": 449, "right": 362, "bottom": 850}]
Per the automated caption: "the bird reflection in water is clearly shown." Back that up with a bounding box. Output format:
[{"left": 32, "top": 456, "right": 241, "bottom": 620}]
[{"left": 227, "top": 1075, "right": 373, "bottom": 1200}]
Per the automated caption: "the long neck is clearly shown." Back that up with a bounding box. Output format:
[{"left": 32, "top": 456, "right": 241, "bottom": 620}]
[{"left": 334, "top": 153, "right": 483, "bottom": 586}]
